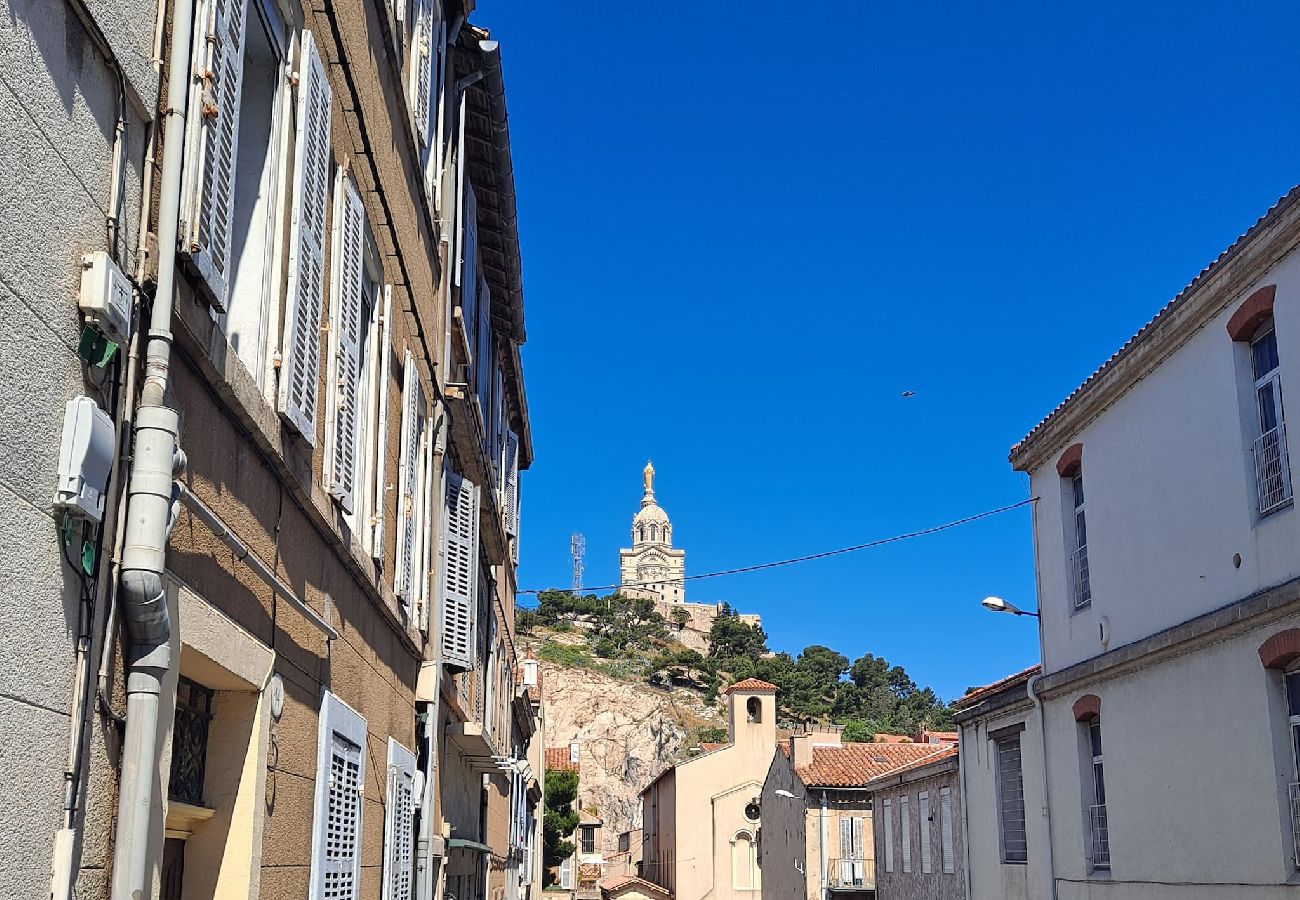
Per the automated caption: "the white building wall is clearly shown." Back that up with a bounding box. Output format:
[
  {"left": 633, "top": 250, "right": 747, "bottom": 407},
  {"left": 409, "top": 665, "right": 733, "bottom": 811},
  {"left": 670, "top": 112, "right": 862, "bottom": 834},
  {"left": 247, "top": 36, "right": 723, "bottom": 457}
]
[
  {"left": 1042, "top": 616, "right": 1300, "bottom": 898},
  {"left": 1029, "top": 247, "right": 1300, "bottom": 675},
  {"left": 0, "top": 1, "right": 154, "bottom": 897},
  {"left": 958, "top": 704, "right": 1050, "bottom": 900}
]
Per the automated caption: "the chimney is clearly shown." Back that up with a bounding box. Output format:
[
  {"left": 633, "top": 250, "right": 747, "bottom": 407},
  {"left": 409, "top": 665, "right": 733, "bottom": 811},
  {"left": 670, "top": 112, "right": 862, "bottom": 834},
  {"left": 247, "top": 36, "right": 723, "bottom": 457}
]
[{"left": 791, "top": 723, "right": 842, "bottom": 769}]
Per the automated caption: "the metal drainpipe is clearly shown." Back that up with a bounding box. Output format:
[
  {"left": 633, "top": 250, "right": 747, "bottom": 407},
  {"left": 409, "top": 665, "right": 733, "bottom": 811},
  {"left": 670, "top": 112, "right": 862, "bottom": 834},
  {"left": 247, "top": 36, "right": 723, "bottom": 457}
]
[
  {"left": 108, "top": 0, "right": 193, "bottom": 894},
  {"left": 1028, "top": 673, "right": 1058, "bottom": 900},
  {"left": 819, "top": 790, "right": 829, "bottom": 900},
  {"left": 958, "top": 726, "right": 974, "bottom": 900}
]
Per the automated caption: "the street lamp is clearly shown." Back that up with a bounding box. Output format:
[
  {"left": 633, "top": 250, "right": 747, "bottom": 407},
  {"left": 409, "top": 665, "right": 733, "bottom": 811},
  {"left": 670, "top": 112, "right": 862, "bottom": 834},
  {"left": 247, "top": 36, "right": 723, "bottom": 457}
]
[
  {"left": 981, "top": 595, "right": 1039, "bottom": 618},
  {"left": 774, "top": 789, "right": 797, "bottom": 800}
]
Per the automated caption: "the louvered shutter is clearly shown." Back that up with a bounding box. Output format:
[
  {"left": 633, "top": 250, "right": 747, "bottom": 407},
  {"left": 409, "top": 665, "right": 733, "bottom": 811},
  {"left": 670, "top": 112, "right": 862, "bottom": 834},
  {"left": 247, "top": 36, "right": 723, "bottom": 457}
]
[
  {"left": 310, "top": 691, "right": 367, "bottom": 900},
  {"left": 279, "top": 30, "right": 331, "bottom": 443},
  {"left": 183, "top": 0, "right": 248, "bottom": 311},
  {"left": 839, "top": 818, "right": 853, "bottom": 885},
  {"left": 883, "top": 800, "right": 894, "bottom": 873},
  {"left": 919, "top": 791, "right": 932, "bottom": 873},
  {"left": 325, "top": 170, "right": 366, "bottom": 512},
  {"left": 395, "top": 354, "right": 424, "bottom": 602},
  {"left": 440, "top": 470, "right": 479, "bottom": 669},
  {"left": 900, "top": 796, "right": 912, "bottom": 873},
  {"left": 940, "top": 787, "right": 955, "bottom": 874},
  {"left": 417, "top": 423, "right": 435, "bottom": 633},
  {"left": 411, "top": 0, "right": 433, "bottom": 146},
  {"left": 503, "top": 430, "right": 519, "bottom": 548},
  {"left": 453, "top": 96, "right": 469, "bottom": 287},
  {"left": 371, "top": 285, "right": 393, "bottom": 561},
  {"left": 382, "top": 738, "right": 417, "bottom": 900}
]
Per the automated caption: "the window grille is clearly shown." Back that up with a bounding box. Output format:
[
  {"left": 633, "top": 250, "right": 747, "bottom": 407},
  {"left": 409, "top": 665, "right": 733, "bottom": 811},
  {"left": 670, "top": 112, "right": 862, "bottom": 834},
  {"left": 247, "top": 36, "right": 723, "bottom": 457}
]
[
  {"left": 168, "top": 676, "right": 214, "bottom": 806},
  {"left": 1255, "top": 424, "right": 1292, "bottom": 514},
  {"left": 996, "top": 734, "right": 1028, "bottom": 863}
]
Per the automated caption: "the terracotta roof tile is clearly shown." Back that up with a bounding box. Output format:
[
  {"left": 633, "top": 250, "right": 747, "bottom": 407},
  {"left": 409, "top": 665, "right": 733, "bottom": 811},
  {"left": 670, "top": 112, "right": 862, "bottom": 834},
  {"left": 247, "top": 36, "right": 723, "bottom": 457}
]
[
  {"left": 952, "top": 665, "right": 1040, "bottom": 710},
  {"left": 868, "top": 745, "right": 958, "bottom": 785},
  {"left": 699, "top": 742, "right": 728, "bottom": 752},
  {"left": 724, "top": 678, "right": 778, "bottom": 694},
  {"left": 599, "top": 875, "right": 672, "bottom": 899},
  {"left": 545, "top": 747, "right": 578, "bottom": 772},
  {"left": 796, "top": 742, "right": 952, "bottom": 788}
]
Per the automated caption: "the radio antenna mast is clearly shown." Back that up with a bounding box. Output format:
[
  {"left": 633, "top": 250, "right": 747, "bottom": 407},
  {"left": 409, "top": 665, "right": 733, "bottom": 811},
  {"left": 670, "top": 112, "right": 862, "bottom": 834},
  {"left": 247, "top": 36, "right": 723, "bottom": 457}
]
[{"left": 570, "top": 533, "right": 586, "bottom": 594}]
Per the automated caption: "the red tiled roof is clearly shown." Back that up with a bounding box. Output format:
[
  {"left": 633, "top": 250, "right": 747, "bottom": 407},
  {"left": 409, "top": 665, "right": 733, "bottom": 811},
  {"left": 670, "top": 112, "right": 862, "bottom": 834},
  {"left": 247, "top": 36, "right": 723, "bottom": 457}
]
[
  {"left": 724, "top": 678, "right": 778, "bottom": 694},
  {"left": 599, "top": 875, "right": 672, "bottom": 899},
  {"left": 699, "top": 742, "right": 728, "bottom": 752},
  {"left": 867, "top": 745, "right": 959, "bottom": 787},
  {"left": 1011, "top": 186, "right": 1300, "bottom": 464},
  {"left": 953, "top": 665, "right": 1041, "bottom": 711},
  {"left": 796, "top": 742, "right": 952, "bottom": 788},
  {"left": 545, "top": 747, "right": 578, "bottom": 772}
]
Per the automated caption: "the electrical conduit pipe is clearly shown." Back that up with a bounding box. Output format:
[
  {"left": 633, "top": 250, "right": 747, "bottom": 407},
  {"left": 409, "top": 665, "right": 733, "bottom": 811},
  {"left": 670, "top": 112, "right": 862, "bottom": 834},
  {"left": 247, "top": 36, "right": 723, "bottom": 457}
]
[{"left": 109, "top": 0, "right": 193, "bottom": 894}]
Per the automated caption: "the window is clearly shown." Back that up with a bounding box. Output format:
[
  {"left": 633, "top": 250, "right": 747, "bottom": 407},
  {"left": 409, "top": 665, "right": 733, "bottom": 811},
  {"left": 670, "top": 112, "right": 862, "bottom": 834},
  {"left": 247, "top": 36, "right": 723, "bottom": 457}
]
[
  {"left": 747, "top": 697, "right": 762, "bottom": 723},
  {"left": 1252, "top": 323, "right": 1293, "bottom": 514},
  {"left": 731, "top": 831, "right": 757, "bottom": 890},
  {"left": 996, "top": 733, "right": 1028, "bottom": 863},
  {"left": 310, "top": 691, "right": 367, "bottom": 900},
  {"left": 883, "top": 799, "right": 895, "bottom": 873},
  {"left": 168, "top": 677, "right": 214, "bottom": 806},
  {"left": 900, "top": 795, "right": 912, "bottom": 873},
  {"left": 919, "top": 791, "right": 932, "bottom": 874},
  {"left": 940, "top": 787, "right": 955, "bottom": 874},
  {"left": 1284, "top": 669, "right": 1300, "bottom": 869},
  {"left": 838, "top": 816, "right": 866, "bottom": 886},
  {"left": 382, "top": 739, "right": 417, "bottom": 900},
  {"left": 581, "top": 825, "right": 596, "bottom": 855},
  {"left": 1068, "top": 470, "right": 1091, "bottom": 609},
  {"left": 1084, "top": 720, "right": 1109, "bottom": 869}
]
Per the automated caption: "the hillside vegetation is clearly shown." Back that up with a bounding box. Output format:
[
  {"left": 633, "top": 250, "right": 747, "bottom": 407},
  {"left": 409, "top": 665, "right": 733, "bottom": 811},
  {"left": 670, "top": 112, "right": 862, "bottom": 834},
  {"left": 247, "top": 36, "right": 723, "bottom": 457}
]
[{"left": 517, "top": 591, "right": 954, "bottom": 737}]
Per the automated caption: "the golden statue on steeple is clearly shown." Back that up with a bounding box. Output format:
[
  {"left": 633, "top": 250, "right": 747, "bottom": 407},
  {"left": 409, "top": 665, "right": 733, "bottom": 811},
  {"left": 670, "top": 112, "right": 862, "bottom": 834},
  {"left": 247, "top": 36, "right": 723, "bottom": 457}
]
[{"left": 643, "top": 460, "right": 655, "bottom": 494}]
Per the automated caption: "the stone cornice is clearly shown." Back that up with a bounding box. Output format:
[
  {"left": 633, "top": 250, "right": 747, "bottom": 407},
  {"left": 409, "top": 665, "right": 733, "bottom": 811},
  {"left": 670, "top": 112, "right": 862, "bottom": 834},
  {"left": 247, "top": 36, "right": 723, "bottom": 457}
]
[{"left": 1010, "top": 187, "right": 1300, "bottom": 474}]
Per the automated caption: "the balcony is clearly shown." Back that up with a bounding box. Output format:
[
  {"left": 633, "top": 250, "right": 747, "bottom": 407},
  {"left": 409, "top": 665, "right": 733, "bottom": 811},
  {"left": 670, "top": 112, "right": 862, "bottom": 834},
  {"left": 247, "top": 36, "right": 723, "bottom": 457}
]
[
  {"left": 1089, "top": 803, "right": 1110, "bottom": 869},
  {"left": 1255, "top": 424, "right": 1293, "bottom": 515},
  {"left": 827, "top": 858, "right": 875, "bottom": 892},
  {"left": 1070, "top": 544, "right": 1091, "bottom": 610}
]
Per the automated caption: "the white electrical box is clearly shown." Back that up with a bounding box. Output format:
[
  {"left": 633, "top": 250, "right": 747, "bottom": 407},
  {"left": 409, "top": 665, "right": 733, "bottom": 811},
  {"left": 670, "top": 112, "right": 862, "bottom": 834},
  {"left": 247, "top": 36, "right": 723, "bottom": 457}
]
[
  {"left": 79, "top": 251, "right": 133, "bottom": 343},
  {"left": 55, "top": 396, "right": 115, "bottom": 524}
]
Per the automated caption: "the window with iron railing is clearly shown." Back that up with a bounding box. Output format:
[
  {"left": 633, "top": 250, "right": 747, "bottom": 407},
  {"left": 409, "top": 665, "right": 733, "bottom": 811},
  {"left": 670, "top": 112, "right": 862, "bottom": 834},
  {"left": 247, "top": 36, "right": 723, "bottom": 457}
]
[
  {"left": 996, "top": 734, "right": 1028, "bottom": 863},
  {"left": 1284, "top": 670, "right": 1300, "bottom": 869},
  {"left": 1069, "top": 472, "right": 1091, "bottom": 610},
  {"left": 1086, "top": 720, "right": 1109, "bottom": 869},
  {"left": 168, "top": 676, "right": 214, "bottom": 806},
  {"left": 1253, "top": 325, "right": 1293, "bottom": 515}
]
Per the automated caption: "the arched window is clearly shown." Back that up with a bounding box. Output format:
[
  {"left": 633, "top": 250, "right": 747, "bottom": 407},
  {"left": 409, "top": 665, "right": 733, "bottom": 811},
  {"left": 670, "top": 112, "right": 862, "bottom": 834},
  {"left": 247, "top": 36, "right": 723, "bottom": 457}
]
[
  {"left": 732, "top": 831, "right": 757, "bottom": 889},
  {"left": 746, "top": 697, "right": 761, "bottom": 723},
  {"left": 649, "top": 524, "right": 658, "bottom": 541},
  {"left": 637, "top": 525, "right": 644, "bottom": 542}
]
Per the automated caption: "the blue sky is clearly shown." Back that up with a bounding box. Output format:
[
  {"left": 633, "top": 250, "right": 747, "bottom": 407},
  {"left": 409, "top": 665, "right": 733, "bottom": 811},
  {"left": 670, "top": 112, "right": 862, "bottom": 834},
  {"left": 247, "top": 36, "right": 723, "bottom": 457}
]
[{"left": 486, "top": 1, "right": 1300, "bottom": 701}]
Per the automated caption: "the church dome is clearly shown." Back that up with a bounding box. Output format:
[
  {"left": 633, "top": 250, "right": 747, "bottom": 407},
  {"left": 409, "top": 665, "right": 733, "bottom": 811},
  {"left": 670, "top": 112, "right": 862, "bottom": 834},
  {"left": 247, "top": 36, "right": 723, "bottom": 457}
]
[
  {"left": 631, "top": 461, "right": 672, "bottom": 546},
  {"left": 633, "top": 503, "right": 669, "bottom": 526}
]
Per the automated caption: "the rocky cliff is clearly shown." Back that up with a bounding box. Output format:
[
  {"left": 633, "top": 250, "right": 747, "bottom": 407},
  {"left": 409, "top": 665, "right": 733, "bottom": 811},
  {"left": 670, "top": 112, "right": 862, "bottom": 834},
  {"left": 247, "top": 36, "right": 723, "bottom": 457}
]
[{"left": 536, "top": 654, "right": 726, "bottom": 840}]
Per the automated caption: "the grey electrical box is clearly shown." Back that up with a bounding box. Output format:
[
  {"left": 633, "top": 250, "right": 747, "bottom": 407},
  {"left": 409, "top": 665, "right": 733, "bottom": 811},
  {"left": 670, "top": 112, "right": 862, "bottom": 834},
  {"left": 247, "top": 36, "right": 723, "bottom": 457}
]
[
  {"left": 79, "top": 251, "right": 132, "bottom": 343},
  {"left": 55, "top": 396, "right": 115, "bottom": 523}
]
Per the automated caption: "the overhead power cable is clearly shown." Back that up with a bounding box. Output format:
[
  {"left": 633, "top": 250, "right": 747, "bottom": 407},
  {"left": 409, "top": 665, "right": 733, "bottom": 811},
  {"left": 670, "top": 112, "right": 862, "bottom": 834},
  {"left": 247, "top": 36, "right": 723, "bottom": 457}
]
[{"left": 517, "top": 497, "right": 1036, "bottom": 596}]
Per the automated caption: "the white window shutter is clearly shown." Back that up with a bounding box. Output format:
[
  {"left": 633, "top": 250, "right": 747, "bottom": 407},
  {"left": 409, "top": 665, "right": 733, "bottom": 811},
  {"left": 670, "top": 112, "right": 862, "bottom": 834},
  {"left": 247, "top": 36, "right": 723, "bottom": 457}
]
[
  {"left": 940, "top": 787, "right": 955, "bottom": 874},
  {"left": 503, "top": 429, "right": 520, "bottom": 541},
  {"left": 324, "top": 170, "right": 367, "bottom": 512},
  {"left": 412, "top": 0, "right": 433, "bottom": 146},
  {"left": 883, "top": 799, "right": 894, "bottom": 873},
  {"left": 453, "top": 95, "right": 469, "bottom": 287},
  {"left": 182, "top": 0, "right": 248, "bottom": 311},
  {"left": 395, "top": 354, "right": 425, "bottom": 602},
  {"left": 919, "top": 791, "right": 932, "bottom": 873},
  {"left": 371, "top": 285, "right": 393, "bottom": 561},
  {"left": 279, "top": 30, "right": 331, "bottom": 444},
  {"left": 382, "top": 738, "right": 417, "bottom": 900},
  {"left": 417, "top": 423, "right": 435, "bottom": 634},
  {"left": 440, "top": 470, "right": 479, "bottom": 669},
  {"left": 310, "top": 691, "right": 368, "bottom": 900},
  {"left": 900, "top": 796, "right": 912, "bottom": 874}
]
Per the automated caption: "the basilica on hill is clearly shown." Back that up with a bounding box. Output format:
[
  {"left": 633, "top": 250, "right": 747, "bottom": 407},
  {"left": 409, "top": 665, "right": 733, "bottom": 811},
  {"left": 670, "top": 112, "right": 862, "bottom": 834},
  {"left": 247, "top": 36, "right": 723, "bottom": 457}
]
[{"left": 617, "top": 462, "right": 761, "bottom": 645}]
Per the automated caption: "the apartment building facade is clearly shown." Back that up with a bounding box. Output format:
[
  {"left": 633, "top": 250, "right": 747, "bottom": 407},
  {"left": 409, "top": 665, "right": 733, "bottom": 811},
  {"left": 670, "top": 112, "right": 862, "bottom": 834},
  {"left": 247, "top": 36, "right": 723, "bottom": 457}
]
[
  {"left": 866, "top": 746, "right": 963, "bottom": 900},
  {"left": 0, "top": 1, "right": 537, "bottom": 899},
  {"left": 991, "top": 186, "right": 1300, "bottom": 899}
]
